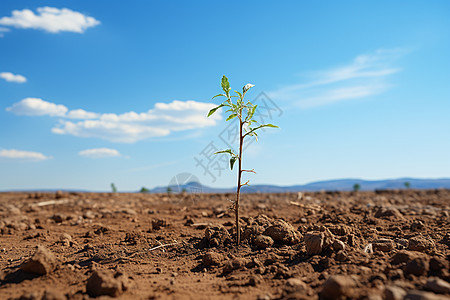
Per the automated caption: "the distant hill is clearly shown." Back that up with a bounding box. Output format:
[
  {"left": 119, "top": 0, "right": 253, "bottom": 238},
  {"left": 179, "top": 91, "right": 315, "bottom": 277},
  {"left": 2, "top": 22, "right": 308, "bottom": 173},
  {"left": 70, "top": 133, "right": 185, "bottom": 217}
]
[
  {"left": 151, "top": 177, "right": 450, "bottom": 194},
  {"left": 3, "top": 177, "right": 449, "bottom": 194}
]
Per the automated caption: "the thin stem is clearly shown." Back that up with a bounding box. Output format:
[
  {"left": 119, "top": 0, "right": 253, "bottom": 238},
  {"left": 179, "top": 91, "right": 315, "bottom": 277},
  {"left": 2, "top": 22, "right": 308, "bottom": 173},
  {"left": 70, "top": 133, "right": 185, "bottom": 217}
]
[{"left": 236, "top": 116, "right": 243, "bottom": 246}]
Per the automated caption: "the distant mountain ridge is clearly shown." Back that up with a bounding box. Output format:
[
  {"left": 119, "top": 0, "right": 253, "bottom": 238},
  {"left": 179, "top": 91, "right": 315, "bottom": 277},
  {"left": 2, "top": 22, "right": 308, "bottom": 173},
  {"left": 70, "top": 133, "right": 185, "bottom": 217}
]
[
  {"left": 153, "top": 177, "right": 450, "bottom": 194},
  {"left": 3, "top": 178, "right": 450, "bottom": 193}
]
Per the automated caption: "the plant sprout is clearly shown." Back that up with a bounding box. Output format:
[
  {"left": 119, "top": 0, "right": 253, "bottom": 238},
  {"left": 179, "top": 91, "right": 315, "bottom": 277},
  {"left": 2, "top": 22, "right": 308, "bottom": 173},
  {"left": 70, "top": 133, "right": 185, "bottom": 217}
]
[{"left": 207, "top": 75, "right": 278, "bottom": 246}]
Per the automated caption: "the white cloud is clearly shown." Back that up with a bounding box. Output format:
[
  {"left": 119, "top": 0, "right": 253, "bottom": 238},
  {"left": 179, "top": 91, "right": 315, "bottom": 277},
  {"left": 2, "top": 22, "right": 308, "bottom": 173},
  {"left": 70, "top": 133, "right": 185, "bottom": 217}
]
[
  {"left": 0, "top": 7, "right": 100, "bottom": 33},
  {"left": 52, "top": 119, "right": 171, "bottom": 143},
  {"left": 269, "top": 48, "right": 406, "bottom": 108},
  {"left": 66, "top": 109, "right": 99, "bottom": 119},
  {"left": 0, "top": 149, "right": 51, "bottom": 161},
  {"left": 79, "top": 148, "right": 121, "bottom": 158},
  {"left": 6, "top": 98, "right": 222, "bottom": 143},
  {"left": 6, "top": 98, "right": 68, "bottom": 116},
  {"left": 0, "top": 72, "right": 27, "bottom": 83}
]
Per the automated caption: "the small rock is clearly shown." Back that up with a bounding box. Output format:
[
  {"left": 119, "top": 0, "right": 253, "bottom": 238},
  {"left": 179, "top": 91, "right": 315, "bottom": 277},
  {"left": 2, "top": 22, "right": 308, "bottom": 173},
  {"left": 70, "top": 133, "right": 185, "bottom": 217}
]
[
  {"left": 263, "top": 219, "right": 301, "bottom": 245},
  {"left": 384, "top": 285, "right": 407, "bottom": 300},
  {"left": 425, "top": 277, "right": 450, "bottom": 294},
  {"left": 60, "top": 233, "right": 72, "bottom": 241},
  {"left": 320, "top": 275, "right": 355, "bottom": 299},
  {"left": 202, "top": 251, "right": 224, "bottom": 267},
  {"left": 405, "top": 256, "right": 430, "bottom": 276},
  {"left": 51, "top": 214, "right": 64, "bottom": 223},
  {"left": 21, "top": 246, "right": 57, "bottom": 275},
  {"left": 253, "top": 235, "right": 274, "bottom": 249},
  {"left": 332, "top": 239, "right": 346, "bottom": 251},
  {"left": 86, "top": 269, "right": 128, "bottom": 297},
  {"left": 408, "top": 236, "right": 435, "bottom": 252},
  {"left": 286, "top": 278, "right": 307, "bottom": 289},
  {"left": 372, "top": 238, "right": 395, "bottom": 252},
  {"left": 305, "top": 232, "right": 325, "bottom": 255}
]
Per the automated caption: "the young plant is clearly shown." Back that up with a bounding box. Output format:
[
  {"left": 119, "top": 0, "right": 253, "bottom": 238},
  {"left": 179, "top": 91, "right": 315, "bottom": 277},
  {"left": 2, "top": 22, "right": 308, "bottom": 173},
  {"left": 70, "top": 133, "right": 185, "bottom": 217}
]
[
  {"left": 207, "top": 75, "right": 278, "bottom": 246},
  {"left": 111, "top": 183, "right": 117, "bottom": 193},
  {"left": 353, "top": 183, "right": 360, "bottom": 192}
]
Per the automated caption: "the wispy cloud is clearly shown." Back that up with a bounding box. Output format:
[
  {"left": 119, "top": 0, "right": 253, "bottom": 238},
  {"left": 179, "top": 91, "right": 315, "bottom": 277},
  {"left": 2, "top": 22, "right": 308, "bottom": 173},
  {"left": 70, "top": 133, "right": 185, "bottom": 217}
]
[
  {"left": 6, "top": 98, "right": 222, "bottom": 143},
  {"left": 0, "top": 72, "right": 27, "bottom": 83},
  {"left": 0, "top": 27, "right": 10, "bottom": 38},
  {"left": 79, "top": 148, "right": 122, "bottom": 158},
  {"left": 0, "top": 149, "right": 51, "bottom": 161},
  {"left": 269, "top": 48, "right": 407, "bottom": 108},
  {"left": 0, "top": 7, "right": 100, "bottom": 34}
]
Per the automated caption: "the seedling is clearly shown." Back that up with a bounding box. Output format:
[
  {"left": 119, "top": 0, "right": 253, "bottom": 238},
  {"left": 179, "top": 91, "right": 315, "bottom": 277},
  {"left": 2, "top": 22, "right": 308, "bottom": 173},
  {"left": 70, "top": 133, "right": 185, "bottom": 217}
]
[
  {"left": 111, "top": 183, "right": 117, "bottom": 193},
  {"left": 207, "top": 75, "right": 278, "bottom": 246}
]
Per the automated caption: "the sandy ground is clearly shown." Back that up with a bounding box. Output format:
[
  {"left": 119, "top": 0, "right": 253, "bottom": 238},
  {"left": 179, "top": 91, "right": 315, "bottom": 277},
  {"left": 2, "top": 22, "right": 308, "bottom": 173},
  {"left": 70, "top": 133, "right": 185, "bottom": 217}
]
[{"left": 0, "top": 190, "right": 449, "bottom": 299}]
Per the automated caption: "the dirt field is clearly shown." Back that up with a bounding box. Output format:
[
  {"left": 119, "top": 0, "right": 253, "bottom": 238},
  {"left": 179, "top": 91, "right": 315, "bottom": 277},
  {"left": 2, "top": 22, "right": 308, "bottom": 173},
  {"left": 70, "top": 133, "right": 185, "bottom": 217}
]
[{"left": 0, "top": 190, "right": 449, "bottom": 299}]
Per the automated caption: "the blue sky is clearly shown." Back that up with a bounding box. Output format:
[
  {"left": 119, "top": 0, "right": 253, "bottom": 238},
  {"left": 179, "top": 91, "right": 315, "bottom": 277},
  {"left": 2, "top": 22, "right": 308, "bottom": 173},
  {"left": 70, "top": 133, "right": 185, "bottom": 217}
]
[{"left": 1, "top": 1, "right": 449, "bottom": 191}]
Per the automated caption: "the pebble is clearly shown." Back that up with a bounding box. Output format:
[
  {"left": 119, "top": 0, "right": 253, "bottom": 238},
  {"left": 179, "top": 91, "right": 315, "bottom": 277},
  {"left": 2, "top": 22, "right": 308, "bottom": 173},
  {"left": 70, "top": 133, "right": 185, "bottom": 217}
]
[
  {"left": 21, "top": 246, "right": 57, "bottom": 275},
  {"left": 320, "top": 275, "right": 355, "bottom": 299}
]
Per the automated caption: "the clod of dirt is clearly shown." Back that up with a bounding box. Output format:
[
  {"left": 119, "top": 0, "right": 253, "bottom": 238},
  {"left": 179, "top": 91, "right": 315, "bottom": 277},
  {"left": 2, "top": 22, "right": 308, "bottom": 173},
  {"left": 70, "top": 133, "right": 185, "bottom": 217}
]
[
  {"left": 286, "top": 278, "right": 308, "bottom": 289},
  {"left": 408, "top": 236, "right": 436, "bottom": 252},
  {"left": 263, "top": 219, "right": 301, "bottom": 245},
  {"left": 205, "top": 224, "right": 231, "bottom": 247},
  {"left": 253, "top": 235, "right": 274, "bottom": 249},
  {"left": 42, "top": 289, "right": 66, "bottom": 300},
  {"left": 411, "top": 220, "right": 426, "bottom": 231},
  {"left": 86, "top": 269, "right": 128, "bottom": 297},
  {"left": 305, "top": 229, "right": 334, "bottom": 255},
  {"left": 151, "top": 219, "right": 167, "bottom": 230},
  {"left": 242, "top": 224, "right": 265, "bottom": 242},
  {"left": 374, "top": 206, "right": 404, "bottom": 220},
  {"left": 372, "top": 238, "right": 395, "bottom": 252},
  {"left": 425, "top": 277, "right": 450, "bottom": 294},
  {"left": 405, "top": 256, "right": 430, "bottom": 276},
  {"left": 202, "top": 251, "right": 224, "bottom": 267},
  {"left": 328, "top": 224, "right": 352, "bottom": 236},
  {"left": 391, "top": 250, "right": 422, "bottom": 265},
  {"left": 430, "top": 257, "right": 449, "bottom": 275},
  {"left": 222, "top": 258, "right": 250, "bottom": 275},
  {"left": 332, "top": 239, "right": 346, "bottom": 251},
  {"left": 384, "top": 285, "right": 407, "bottom": 300},
  {"left": 404, "top": 290, "right": 447, "bottom": 300},
  {"left": 320, "top": 275, "right": 356, "bottom": 300},
  {"left": 50, "top": 214, "right": 64, "bottom": 223},
  {"left": 21, "top": 246, "right": 57, "bottom": 275}
]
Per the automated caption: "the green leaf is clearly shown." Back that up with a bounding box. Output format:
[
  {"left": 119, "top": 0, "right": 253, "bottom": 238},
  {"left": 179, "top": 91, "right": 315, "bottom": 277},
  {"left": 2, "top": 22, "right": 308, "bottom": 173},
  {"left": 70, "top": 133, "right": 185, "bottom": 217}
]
[
  {"left": 226, "top": 114, "right": 237, "bottom": 121},
  {"left": 243, "top": 83, "right": 255, "bottom": 94},
  {"left": 230, "top": 157, "right": 237, "bottom": 170},
  {"left": 207, "top": 104, "right": 225, "bottom": 117},
  {"left": 214, "top": 149, "right": 234, "bottom": 156},
  {"left": 221, "top": 75, "right": 230, "bottom": 94},
  {"left": 235, "top": 90, "right": 243, "bottom": 100},
  {"left": 246, "top": 104, "right": 257, "bottom": 121},
  {"left": 212, "top": 93, "right": 225, "bottom": 100},
  {"left": 243, "top": 123, "right": 279, "bottom": 138}
]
